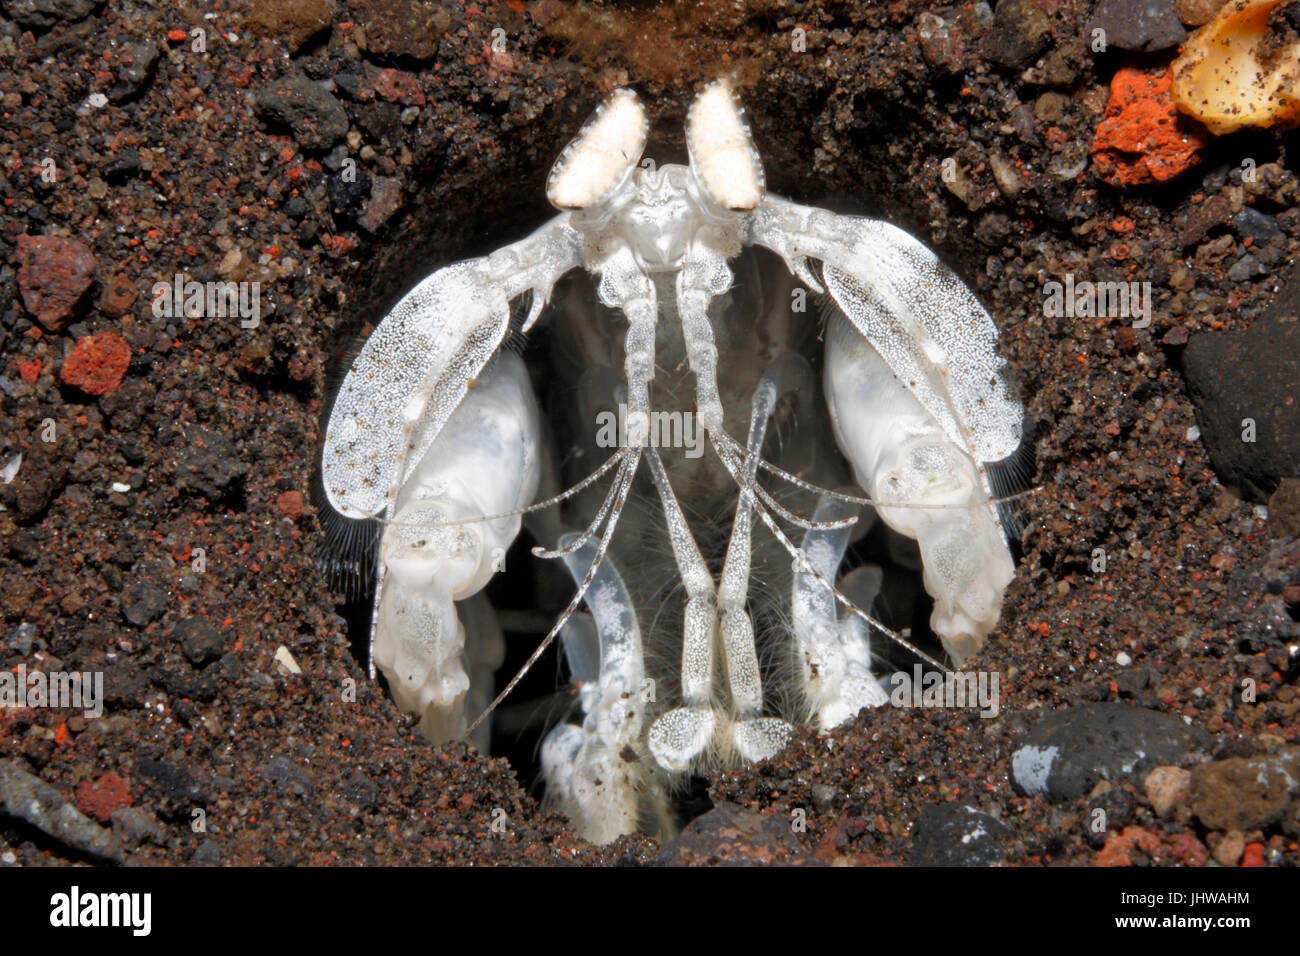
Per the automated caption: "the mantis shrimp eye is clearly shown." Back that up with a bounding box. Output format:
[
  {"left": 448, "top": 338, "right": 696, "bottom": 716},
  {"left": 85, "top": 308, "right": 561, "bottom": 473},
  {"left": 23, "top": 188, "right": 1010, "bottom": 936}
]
[
  {"left": 547, "top": 89, "right": 648, "bottom": 211},
  {"left": 685, "top": 79, "right": 766, "bottom": 212}
]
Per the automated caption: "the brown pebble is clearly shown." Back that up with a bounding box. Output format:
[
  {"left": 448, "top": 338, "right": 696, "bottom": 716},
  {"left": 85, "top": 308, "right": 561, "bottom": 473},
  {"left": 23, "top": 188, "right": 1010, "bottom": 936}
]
[
  {"left": 1190, "top": 748, "right": 1300, "bottom": 830},
  {"left": 246, "top": 0, "right": 332, "bottom": 53},
  {"left": 99, "top": 273, "right": 139, "bottom": 317},
  {"left": 1034, "top": 92, "right": 1070, "bottom": 123},
  {"left": 1143, "top": 765, "right": 1191, "bottom": 818},
  {"left": 276, "top": 490, "right": 305, "bottom": 519},
  {"left": 1213, "top": 829, "right": 1245, "bottom": 865},
  {"left": 1175, "top": 0, "right": 1227, "bottom": 26}
]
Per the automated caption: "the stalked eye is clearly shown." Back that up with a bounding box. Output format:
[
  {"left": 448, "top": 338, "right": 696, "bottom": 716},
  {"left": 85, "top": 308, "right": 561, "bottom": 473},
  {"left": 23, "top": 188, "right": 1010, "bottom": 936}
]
[
  {"left": 685, "top": 79, "right": 766, "bottom": 212},
  {"left": 546, "top": 88, "right": 648, "bottom": 211}
]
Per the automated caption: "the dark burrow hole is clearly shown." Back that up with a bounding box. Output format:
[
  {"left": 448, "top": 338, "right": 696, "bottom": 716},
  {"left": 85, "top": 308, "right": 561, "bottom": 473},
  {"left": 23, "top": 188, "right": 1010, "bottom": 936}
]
[{"left": 314, "top": 101, "right": 1032, "bottom": 839}]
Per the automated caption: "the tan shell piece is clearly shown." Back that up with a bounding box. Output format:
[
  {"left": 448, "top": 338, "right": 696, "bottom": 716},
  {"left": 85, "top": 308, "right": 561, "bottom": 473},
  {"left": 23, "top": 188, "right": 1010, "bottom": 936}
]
[{"left": 1171, "top": 0, "right": 1300, "bottom": 135}]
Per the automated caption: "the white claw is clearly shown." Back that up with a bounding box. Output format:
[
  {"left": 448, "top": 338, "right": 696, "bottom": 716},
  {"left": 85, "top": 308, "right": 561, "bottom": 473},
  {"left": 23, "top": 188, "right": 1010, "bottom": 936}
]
[
  {"left": 372, "top": 352, "right": 540, "bottom": 744},
  {"left": 547, "top": 88, "right": 648, "bottom": 211},
  {"left": 686, "top": 79, "right": 765, "bottom": 212},
  {"left": 824, "top": 315, "right": 1015, "bottom": 663}
]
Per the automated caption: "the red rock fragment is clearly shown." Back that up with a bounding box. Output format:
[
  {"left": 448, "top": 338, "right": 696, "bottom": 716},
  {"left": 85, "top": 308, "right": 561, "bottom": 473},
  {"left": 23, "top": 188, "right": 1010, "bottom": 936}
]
[
  {"left": 18, "top": 360, "right": 41, "bottom": 383},
  {"left": 1097, "top": 824, "right": 1162, "bottom": 866},
  {"left": 1091, "top": 67, "right": 1210, "bottom": 187},
  {"left": 276, "top": 489, "right": 305, "bottom": 519},
  {"left": 99, "top": 272, "right": 139, "bottom": 317},
  {"left": 371, "top": 68, "right": 425, "bottom": 106},
  {"left": 60, "top": 332, "right": 131, "bottom": 396},
  {"left": 76, "top": 773, "right": 132, "bottom": 824},
  {"left": 1240, "top": 843, "right": 1266, "bottom": 866},
  {"left": 1170, "top": 831, "right": 1209, "bottom": 865},
  {"left": 16, "top": 234, "right": 97, "bottom": 331}
]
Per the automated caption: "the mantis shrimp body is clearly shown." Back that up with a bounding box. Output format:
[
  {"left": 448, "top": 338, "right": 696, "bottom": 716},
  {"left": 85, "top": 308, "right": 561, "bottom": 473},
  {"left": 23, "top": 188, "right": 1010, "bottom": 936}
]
[{"left": 320, "top": 82, "right": 1026, "bottom": 843}]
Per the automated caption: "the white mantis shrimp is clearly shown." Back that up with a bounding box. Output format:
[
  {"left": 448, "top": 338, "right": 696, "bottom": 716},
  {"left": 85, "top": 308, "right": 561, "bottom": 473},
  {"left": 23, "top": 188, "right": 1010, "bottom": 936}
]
[{"left": 318, "top": 81, "right": 1028, "bottom": 844}]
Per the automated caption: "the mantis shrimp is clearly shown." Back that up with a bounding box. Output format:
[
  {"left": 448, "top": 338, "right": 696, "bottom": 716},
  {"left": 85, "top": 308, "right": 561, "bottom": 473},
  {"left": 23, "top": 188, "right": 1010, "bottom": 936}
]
[{"left": 318, "top": 81, "right": 1027, "bottom": 843}]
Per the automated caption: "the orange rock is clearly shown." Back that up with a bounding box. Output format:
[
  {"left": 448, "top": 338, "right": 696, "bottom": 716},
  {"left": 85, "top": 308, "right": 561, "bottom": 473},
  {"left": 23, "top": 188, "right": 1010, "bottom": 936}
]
[
  {"left": 1097, "top": 824, "right": 1163, "bottom": 866},
  {"left": 1091, "top": 66, "right": 1210, "bottom": 186},
  {"left": 1240, "top": 842, "right": 1266, "bottom": 866},
  {"left": 60, "top": 332, "right": 131, "bottom": 396}
]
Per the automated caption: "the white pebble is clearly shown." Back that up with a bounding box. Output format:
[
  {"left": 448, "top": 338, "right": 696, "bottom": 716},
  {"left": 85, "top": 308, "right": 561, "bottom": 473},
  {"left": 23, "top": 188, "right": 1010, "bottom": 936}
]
[
  {"left": 1012, "top": 744, "right": 1059, "bottom": 796},
  {"left": 110, "top": 481, "right": 131, "bottom": 493},
  {"left": 1116, "top": 652, "right": 1132, "bottom": 666},
  {"left": 87, "top": 92, "right": 108, "bottom": 109},
  {"left": 1185, "top": 424, "right": 1201, "bottom": 442},
  {"left": 274, "top": 645, "right": 302, "bottom": 675},
  {"left": 1, "top": 452, "right": 21, "bottom": 485}
]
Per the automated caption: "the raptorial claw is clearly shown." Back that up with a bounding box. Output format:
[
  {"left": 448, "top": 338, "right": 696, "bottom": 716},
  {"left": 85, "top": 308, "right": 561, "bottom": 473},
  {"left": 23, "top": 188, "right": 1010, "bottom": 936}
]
[{"left": 370, "top": 352, "right": 541, "bottom": 744}]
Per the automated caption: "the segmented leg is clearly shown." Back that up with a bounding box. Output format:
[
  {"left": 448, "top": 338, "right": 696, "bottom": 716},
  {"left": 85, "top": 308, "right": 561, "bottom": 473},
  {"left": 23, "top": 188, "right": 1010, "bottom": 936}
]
[
  {"left": 644, "top": 446, "right": 718, "bottom": 772},
  {"left": 793, "top": 493, "right": 890, "bottom": 730},
  {"left": 466, "top": 447, "right": 640, "bottom": 737},
  {"left": 675, "top": 235, "right": 736, "bottom": 433},
  {"left": 595, "top": 245, "right": 658, "bottom": 449},
  {"left": 716, "top": 358, "right": 816, "bottom": 761},
  {"left": 541, "top": 534, "right": 658, "bottom": 845},
  {"left": 648, "top": 355, "right": 810, "bottom": 769}
]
